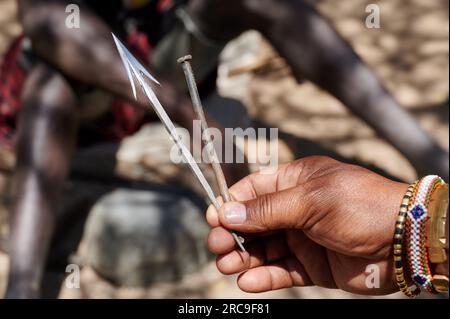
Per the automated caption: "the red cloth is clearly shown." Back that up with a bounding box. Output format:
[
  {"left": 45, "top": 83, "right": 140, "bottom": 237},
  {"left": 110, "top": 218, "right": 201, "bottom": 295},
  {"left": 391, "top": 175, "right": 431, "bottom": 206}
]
[{"left": 0, "top": 36, "right": 25, "bottom": 147}]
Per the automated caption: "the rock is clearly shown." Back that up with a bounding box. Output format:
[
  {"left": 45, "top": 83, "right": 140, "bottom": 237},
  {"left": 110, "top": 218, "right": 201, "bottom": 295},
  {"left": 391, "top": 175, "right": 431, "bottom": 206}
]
[{"left": 82, "top": 189, "right": 212, "bottom": 287}]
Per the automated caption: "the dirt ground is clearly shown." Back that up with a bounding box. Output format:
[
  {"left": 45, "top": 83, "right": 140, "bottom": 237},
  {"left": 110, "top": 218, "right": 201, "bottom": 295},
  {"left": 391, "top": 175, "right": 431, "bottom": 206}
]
[{"left": 0, "top": 0, "right": 448, "bottom": 299}]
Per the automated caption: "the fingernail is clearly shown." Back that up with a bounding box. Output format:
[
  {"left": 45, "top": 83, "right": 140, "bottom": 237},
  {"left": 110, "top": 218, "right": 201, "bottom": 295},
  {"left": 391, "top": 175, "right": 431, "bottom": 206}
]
[{"left": 223, "top": 202, "right": 246, "bottom": 224}]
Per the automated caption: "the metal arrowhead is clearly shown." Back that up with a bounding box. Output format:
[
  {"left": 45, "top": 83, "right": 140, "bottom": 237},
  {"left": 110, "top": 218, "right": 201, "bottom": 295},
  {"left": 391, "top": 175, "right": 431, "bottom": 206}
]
[{"left": 112, "top": 33, "right": 160, "bottom": 100}]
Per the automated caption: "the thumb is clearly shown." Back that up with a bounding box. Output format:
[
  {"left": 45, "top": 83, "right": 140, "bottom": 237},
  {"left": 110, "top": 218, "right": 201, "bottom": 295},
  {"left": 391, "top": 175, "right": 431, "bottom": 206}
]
[{"left": 218, "top": 187, "right": 308, "bottom": 232}]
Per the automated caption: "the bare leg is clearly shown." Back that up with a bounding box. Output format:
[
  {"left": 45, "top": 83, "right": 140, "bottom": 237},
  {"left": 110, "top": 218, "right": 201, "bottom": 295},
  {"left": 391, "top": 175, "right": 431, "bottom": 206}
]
[
  {"left": 5, "top": 64, "right": 78, "bottom": 298},
  {"left": 190, "top": 0, "right": 449, "bottom": 179}
]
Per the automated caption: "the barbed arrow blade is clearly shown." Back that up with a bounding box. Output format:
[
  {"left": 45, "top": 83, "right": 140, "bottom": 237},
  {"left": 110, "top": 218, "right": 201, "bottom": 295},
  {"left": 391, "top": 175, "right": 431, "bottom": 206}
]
[{"left": 112, "top": 33, "right": 160, "bottom": 99}]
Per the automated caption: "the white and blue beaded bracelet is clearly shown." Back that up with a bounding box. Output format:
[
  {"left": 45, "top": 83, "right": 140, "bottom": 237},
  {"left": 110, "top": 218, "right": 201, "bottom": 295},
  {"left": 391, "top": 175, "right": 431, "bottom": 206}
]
[{"left": 404, "top": 175, "right": 445, "bottom": 293}]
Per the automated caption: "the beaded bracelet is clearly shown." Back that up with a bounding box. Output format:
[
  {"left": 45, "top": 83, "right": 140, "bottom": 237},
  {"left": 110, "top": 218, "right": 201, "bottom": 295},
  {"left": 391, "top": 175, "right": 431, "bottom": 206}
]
[
  {"left": 404, "top": 175, "right": 446, "bottom": 294},
  {"left": 393, "top": 182, "right": 421, "bottom": 298}
]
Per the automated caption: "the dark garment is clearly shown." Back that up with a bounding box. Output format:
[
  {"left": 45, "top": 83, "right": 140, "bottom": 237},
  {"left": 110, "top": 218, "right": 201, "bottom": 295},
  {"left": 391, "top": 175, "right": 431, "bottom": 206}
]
[{"left": 87, "top": 0, "right": 187, "bottom": 46}]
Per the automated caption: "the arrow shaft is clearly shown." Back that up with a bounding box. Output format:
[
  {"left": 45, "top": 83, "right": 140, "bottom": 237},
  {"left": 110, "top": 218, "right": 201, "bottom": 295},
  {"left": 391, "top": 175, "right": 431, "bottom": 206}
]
[{"left": 141, "top": 82, "right": 220, "bottom": 209}]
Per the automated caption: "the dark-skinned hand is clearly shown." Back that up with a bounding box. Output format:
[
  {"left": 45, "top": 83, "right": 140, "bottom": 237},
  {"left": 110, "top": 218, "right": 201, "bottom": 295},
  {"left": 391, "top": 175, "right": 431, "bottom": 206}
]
[{"left": 206, "top": 156, "right": 409, "bottom": 295}]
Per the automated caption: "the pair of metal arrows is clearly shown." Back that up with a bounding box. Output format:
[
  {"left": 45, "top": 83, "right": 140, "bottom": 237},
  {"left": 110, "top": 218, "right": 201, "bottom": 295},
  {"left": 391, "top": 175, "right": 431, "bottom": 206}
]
[{"left": 112, "top": 33, "right": 245, "bottom": 252}]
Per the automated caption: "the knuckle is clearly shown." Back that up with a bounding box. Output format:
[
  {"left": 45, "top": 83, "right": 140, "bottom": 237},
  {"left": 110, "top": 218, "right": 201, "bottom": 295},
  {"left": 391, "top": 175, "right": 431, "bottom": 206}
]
[{"left": 248, "top": 194, "right": 273, "bottom": 227}]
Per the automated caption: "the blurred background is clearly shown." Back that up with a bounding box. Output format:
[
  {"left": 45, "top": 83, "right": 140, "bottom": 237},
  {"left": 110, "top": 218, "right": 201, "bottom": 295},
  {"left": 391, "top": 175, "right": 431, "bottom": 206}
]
[{"left": 0, "top": 0, "right": 448, "bottom": 298}]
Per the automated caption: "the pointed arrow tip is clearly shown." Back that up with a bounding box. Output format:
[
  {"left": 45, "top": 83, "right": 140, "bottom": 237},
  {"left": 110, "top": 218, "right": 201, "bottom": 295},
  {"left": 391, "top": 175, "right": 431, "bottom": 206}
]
[{"left": 112, "top": 32, "right": 161, "bottom": 93}]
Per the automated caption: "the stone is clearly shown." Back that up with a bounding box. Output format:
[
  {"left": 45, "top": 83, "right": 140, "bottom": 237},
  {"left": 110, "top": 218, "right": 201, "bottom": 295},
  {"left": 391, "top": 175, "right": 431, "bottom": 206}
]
[{"left": 82, "top": 189, "right": 212, "bottom": 287}]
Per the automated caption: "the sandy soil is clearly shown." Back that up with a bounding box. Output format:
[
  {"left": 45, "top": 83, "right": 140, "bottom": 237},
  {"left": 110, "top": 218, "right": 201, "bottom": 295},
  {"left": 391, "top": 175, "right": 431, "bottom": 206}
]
[{"left": 0, "top": 0, "right": 448, "bottom": 299}]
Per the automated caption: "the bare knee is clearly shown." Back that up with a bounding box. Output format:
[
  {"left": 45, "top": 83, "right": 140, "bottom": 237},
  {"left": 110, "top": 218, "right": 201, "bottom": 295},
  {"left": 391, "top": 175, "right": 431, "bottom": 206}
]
[
  {"left": 15, "top": 63, "right": 79, "bottom": 187},
  {"left": 21, "top": 64, "right": 78, "bottom": 120}
]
